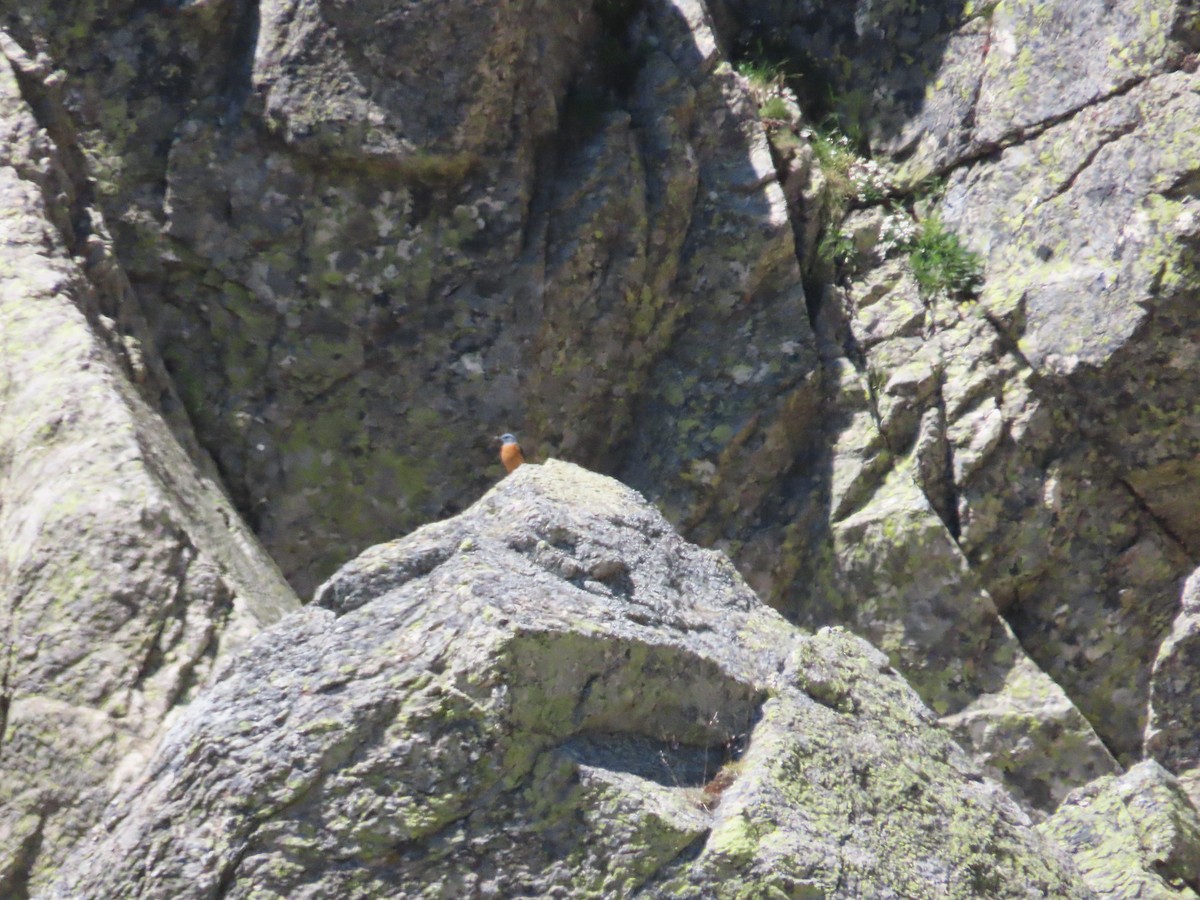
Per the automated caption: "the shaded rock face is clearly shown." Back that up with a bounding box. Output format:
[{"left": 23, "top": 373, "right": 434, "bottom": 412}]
[
  {"left": 0, "top": 0, "right": 817, "bottom": 597},
  {"left": 55, "top": 462, "right": 1090, "bottom": 899}
]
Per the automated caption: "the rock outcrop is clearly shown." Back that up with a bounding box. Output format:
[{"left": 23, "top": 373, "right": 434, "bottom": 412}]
[
  {"left": 3, "top": 0, "right": 1200, "bottom": 894},
  {"left": 710, "top": 0, "right": 1200, "bottom": 818},
  {"left": 0, "top": 37, "right": 299, "bottom": 895},
  {"left": 1, "top": 0, "right": 819, "bottom": 601},
  {"left": 55, "top": 462, "right": 1090, "bottom": 899},
  {"left": 1042, "top": 760, "right": 1200, "bottom": 897}
]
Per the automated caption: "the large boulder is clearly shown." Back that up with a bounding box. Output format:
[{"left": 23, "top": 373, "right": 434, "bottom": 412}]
[
  {"left": 4, "top": 0, "right": 1200, "bottom": 891},
  {"left": 55, "top": 462, "right": 1088, "bottom": 898}
]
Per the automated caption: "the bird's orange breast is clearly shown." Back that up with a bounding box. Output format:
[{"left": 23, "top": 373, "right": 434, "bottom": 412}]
[{"left": 500, "top": 442, "right": 525, "bottom": 473}]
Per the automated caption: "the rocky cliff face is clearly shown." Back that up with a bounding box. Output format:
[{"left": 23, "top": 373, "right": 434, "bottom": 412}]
[
  {"left": 4, "top": 0, "right": 1200, "bottom": 895},
  {"left": 0, "top": 37, "right": 299, "bottom": 895}
]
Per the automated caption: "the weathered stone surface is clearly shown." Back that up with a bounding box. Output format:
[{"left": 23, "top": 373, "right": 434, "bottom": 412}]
[
  {"left": 948, "top": 70, "right": 1200, "bottom": 546},
  {"left": 55, "top": 462, "right": 1088, "bottom": 899},
  {"left": 716, "top": 0, "right": 1197, "bottom": 180},
  {"left": 147, "top": 0, "right": 585, "bottom": 591},
  {"left": 733, "top": 0, "right": 1199, "bottom": 796},
  {"left": 1148, "top": 567, "right": 1200, "bottom": 796},
  {"left": 971, "top": 0, "right": 1186, "bottom": 149},
  {"left": 253, "top": 0, "right": 552, "bottom": 166},
  {"left": 0, "top": 0, "right": 818, "bottom": 600},
  {"left": 930, "top": 68, "right": 1200, "bottom": 762},
  {"left": 832, "top": 273, "right": 1189, "bottom": 767},
  {"left": 713, "top": 0, "right": 992, "bottom": 175},
  {"left": 1042, "top": 761, "right": 1200, "bottom": 897},
  {"left": 719, "top": 238, "right": 1122, "bottom": 818},
  {"left": 5, "top": 0, "right": 1200, "bottom": 893},
  {"left": 0, "top": 40, "right": 299, "bottom": 898}
]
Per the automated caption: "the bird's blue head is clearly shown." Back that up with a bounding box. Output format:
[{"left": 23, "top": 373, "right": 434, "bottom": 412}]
[{"left": 498, "top": 433, "right": 518, "bottom": 445}]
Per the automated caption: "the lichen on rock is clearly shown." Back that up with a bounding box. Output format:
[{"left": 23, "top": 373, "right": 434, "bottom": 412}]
[
  {"left": 55, "top": 462, "right": 1089, "bottom": 898},
  {"left": 6, "top": 0, "right": 1200, "bottom": 894}
]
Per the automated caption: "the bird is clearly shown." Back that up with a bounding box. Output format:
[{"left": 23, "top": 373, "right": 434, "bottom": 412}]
[{"left": 496, "top": 433, "right": 525, "bottom": 473}]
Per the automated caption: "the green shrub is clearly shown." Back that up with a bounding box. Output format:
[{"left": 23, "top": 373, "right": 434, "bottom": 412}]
[
  {"left": 760, "top": 96, "right": 792, "bottom": 120},
  {"left": 908, "top": 215, "right": 983, "bottom": 300},
  {"left": 735, "top": 58, "right": 785, "bottom": 89},
  {"left": 810, "top": 128, "right": 857, "bottom": 208},
  {"left": 815, "top": 225, "right": 855, "bottom": 271}
]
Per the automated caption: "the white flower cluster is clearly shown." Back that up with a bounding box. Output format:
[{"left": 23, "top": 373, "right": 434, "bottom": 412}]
[
  {"left": 879, "top": 209, "right": 920, "bottom": 256},
  {"left": 821, "top": 131, "right": 851, "bottom": 150},
  {"left": 850, "top": 158, "right": 889, "bottom": 201}
]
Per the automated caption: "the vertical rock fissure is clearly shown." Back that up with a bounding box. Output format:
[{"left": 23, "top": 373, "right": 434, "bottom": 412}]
[
  {"left": 0, "top": 33, "right": 94, "bottom": 250},
  {"left": 0, "top": 808, "right": 45, "bottom": 900},
  {"left": 0, "top": 326, "right": 13, "bottom": 757},
  {"left": 1116, "top": 476, "right": 1194, "bottom": 561},
  {"left": 1, "top": 31, "right": 199, "bottom": 438},
  {"left": 0, "top": 611, "right": 12, "bottom": 755},
  {"left": 932, "top": 373, "right": 962, "bottom": 541},
  {"left": 218, "top": 0, "right": 263, "bottom": 116}
]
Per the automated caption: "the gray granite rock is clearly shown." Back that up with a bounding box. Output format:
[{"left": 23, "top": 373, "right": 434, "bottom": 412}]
[
  {"left": 741, "top": 0, "right": 1200, "bottom": 807},
  {"left": 54, "top": 462, "right": 1089, "bottom": 899},
  {"left": 1148, "top": 567, "right": 1200, "bottom": 798},
  {"left": 1042, "top": 761, "right": 1200, "bottom": 897},
  {"left": 0, "top": 42, "right": 298, "bottom": 897},
  {"left": 4, "top": 0, "right": 1200, "bottom": 893}
]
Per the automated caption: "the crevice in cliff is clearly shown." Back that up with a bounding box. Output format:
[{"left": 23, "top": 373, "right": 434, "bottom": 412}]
[
  {"left": 561, "top": 730, "right": 741, "bottom": 789},
  {"left": 999, "top": 116, "right": 1142, "bottom": 242},
  {"left": 963, "top": 303, "right": 1189, "bottom": 767},
  {"left": 651, "top": 830, "right": 708, "bottom": 876},
  {"left": 153, "top": 250, "right": 292, "bottom": 532},
  {"left": 1, "top": 34, "right": 150, "bottom": 376},
  {"left": 130, "top": 612, "right": 171, "bottom": 701},
  {"left": 977, "top": 302, "right": 1194, "bottom": 564},
  {"left": 964, "top": 18, "right": 993, "bottom": 139},
  {"left": 556, "top": 0, "right": 645, "bottom": 152},
  {"left": 1115, "top": 477, "right": 1193, "bottom": 559},
  {"left": 943, "top": 67, "right": 1160, "bottom": 186},
  {"left": 928, "top": 376, "right": 962, "bottom": 541},
  {"left": 0, "top": 348, "right": 12, "bottom": 756},
  {"left": 1045, "top": 120, "right": 1140, "bottom": 203},
  {"left": 128, "top": 539, "right": 230, "bottom": 714},
  {"left": 218, "top": 0, "right": 262, "bottom": 118},
  {"left": 0, "top": 808, "right": 46, "bottom": 900},
  {"left": 0, "top": 33, "right": 93, "bottom": 251},
  {"left": 1002, "top": 591, "right": 1129, "bottom": 768},
  {"left": 297, "top": 367, "right": 364, "bottom": 410},
  {"left": 0, "top": 628, "right": 12, "bottom": 755},
  {"left": 0, "top": 31, "right": 233, "bottom": 513},
  {"left": 212, "top": 837, "right": 254, "bottom": 900}
]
